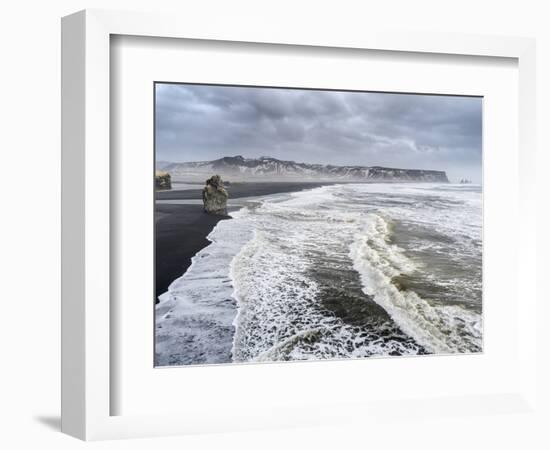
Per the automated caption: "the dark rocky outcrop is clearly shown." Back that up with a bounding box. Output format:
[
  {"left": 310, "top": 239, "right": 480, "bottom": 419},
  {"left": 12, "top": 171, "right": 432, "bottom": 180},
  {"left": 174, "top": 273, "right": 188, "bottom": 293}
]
[
  {"left": 155, "top": 170, "right": 172, "bottom": 190},
  {"left": 202, "top": 175, "right": 228, "bottom": 215}
]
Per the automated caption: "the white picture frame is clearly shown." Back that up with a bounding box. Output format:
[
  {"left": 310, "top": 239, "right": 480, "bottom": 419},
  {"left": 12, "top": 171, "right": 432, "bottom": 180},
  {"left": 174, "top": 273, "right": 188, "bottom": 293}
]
[{"left": 61, "top": 9, "right": 538, "bottom": 441}]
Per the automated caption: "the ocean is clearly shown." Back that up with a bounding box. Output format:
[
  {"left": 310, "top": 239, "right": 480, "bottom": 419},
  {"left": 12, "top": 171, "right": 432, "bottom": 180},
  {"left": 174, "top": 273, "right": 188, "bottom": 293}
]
[{"left": 155, "top": 183, "right": 482, "bottom": 366}]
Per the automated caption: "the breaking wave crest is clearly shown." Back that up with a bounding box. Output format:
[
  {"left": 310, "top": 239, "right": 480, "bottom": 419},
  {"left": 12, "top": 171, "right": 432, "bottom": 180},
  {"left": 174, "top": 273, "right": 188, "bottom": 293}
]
[
  {"left": 349, "top": 214, "right": 482, "bottom": 354},
  {"left": 229, "top": 190, "right": 429, "bottom": 361},
  {"left": 156, "top": 182, "right": 482, "bottom": 365}
]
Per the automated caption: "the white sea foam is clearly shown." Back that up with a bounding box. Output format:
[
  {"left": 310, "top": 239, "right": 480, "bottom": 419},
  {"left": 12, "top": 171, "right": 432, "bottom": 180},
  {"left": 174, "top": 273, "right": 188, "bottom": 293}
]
[
  {"left": 156, "top": 183, "right": 482, "bottom": 365},
  {"left": 229, "top": 226, "right": 423, "bottom": 361},
  {"left": 228, "top": 188, "right": 427, "bottom": 361},
  {"left": 349, "top": 213, "right": 482, "bottom": 354},
  {"left": 155, "top": 215, "right": 254, "bottom": 365}
]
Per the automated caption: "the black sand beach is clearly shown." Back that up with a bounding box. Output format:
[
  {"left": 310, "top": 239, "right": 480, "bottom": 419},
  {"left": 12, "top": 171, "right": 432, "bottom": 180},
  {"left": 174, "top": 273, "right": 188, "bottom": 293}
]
[
  {"left": 155, "top": 182, "right": 333, "bottom": 301},
  {"left": 155, "top": 204, "right": 229, "bottom": 300},
  {"left": 156, "top": 181, "right": 335, "bottom": 201}
]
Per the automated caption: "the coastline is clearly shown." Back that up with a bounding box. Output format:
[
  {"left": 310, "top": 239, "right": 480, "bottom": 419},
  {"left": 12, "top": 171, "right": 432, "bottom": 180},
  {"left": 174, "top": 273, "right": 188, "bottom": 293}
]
[
  {"left": 155, "top": 182, "right": 481, "bottom": 364},
  {"left": 156, "top": 181, "right": 337, "bottom": 201},
  {"left": 155, "top": 204, "right": 229, "bottom": 300},
  {"left": 155, "top": 181, "right": 334, "bottom": 301}
]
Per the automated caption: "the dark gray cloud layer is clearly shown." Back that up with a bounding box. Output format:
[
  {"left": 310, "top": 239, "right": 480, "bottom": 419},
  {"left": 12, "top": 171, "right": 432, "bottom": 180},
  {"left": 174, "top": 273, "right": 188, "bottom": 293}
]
[{"left": 156, "top": 83, "right": 482, "bottom": 182}]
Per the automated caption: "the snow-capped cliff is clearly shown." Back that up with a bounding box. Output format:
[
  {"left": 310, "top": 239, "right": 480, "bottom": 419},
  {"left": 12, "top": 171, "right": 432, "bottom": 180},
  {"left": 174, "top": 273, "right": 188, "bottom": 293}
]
[{"left": 160, "top": 156, "right": 449, "bottom": 182}]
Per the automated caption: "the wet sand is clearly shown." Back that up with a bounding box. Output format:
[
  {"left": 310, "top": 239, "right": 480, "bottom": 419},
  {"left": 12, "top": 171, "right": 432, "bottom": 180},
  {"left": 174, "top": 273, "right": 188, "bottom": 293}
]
[
  {"left": 155, "top": 204, "right": 230, "bottom": 301},
  {"left": 155, "top": 182, "right": 334, "bottom": 301},
  {"left": 156, "top": 181, "right": 335, "bottom": 201}
]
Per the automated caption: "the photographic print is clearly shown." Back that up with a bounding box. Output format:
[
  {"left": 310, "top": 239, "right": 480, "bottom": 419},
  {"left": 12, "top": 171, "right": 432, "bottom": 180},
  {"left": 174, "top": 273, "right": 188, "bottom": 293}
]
[{"left": 154, "top": 83, "right": 482, "bottom": 367}]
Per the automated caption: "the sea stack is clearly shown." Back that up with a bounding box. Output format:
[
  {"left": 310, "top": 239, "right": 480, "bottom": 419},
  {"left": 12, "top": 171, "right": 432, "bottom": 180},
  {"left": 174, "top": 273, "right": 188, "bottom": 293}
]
[
  {"left": 202, "top": 174, "right": 228, "bottom": 215},
  {"left": 155, "top": 170, "right": 172, "bottom": 190}
]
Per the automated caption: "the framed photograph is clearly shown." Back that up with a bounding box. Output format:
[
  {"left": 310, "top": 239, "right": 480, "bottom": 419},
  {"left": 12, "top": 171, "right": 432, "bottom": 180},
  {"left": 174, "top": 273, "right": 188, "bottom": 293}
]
[
  {"left": 153, "top": 83, "right": 483, "bottom": 367},
  {"left": 61, "top": 9, "right": 538, "bottom": 440}
]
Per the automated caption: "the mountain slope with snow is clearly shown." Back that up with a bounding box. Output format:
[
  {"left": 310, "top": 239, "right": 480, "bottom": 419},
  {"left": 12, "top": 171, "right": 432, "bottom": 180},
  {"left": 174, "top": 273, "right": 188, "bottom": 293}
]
[{"left": 160, "top": 156, "right": 449, "bottom": 182}]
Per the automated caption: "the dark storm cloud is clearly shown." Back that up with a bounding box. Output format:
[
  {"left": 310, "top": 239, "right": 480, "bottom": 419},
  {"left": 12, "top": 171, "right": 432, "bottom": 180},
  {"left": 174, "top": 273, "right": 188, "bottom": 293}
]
[{"left": 155, "top": 83, "right": 482, "bottom": 182}]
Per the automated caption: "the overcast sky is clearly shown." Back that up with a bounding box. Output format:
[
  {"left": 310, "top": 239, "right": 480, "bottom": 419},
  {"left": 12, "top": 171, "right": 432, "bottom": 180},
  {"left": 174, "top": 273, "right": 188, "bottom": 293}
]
[{"left": 155, "top": 83, "right": 482, "bottom": 182}]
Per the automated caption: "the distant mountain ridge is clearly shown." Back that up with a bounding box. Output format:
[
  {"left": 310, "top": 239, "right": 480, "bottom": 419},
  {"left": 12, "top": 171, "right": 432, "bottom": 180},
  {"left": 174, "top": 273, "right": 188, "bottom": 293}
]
[{"left": 160, "top": 155, "right": 449, "bottom": 182}]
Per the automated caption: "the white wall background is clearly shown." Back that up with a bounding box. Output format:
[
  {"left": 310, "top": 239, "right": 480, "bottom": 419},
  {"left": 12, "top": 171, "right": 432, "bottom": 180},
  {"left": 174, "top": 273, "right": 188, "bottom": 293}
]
[{"left": 0, "top": 1, "right": 548, "bottom": 449}]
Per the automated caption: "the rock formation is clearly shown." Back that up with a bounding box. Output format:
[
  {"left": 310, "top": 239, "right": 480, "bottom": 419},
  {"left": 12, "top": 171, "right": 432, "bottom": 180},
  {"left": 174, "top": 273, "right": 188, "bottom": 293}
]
[
  {"left": 202, "top": 175, "right": 228, "bottom": 215},
  {"left": 155, "top": 170, "right": 172, "bottom": 190}
]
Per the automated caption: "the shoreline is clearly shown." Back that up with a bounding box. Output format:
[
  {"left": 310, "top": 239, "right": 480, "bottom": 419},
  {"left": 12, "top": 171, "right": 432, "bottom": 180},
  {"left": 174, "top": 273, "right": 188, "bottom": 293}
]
[
  {"left": 155, "top": 181, "right": 334, "bottom": 301},
  {"left": 155, "top": 204, "right": 230, "bottom": 301},
  {"left": 155, "top": 181, "right": 481, "bottom": 364},
  {"left": 155, "top": 180, "right": 462, "bottom": 302},
  {"left": 156, "top": 181, "right": 337, "bottom": 201}
]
